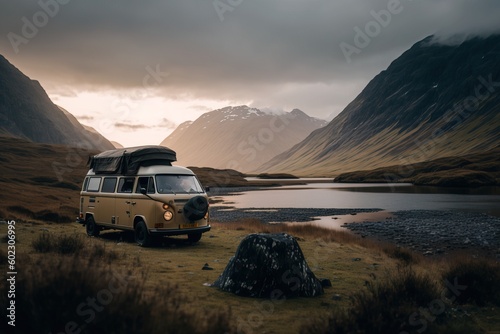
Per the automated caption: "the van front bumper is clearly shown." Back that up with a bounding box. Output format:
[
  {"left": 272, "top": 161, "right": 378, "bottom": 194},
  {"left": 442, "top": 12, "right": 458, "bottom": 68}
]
[{"left": 148, "top": 225, "right": 211, "bottom": 236}]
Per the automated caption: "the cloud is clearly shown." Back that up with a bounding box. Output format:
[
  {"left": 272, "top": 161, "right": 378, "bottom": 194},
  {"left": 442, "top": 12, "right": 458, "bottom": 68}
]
[
  {"left": 114, "top": 122, "right": 148, "bottom": 131},
  {"left": 76, "top": 115, "right": 94, "bottom": 121},
  {"left": 1, "top": 0, "right": 500, "bottom": 119},
  {"left": 114, "top": 118, "right": 176, "bottom": 132},
  {"left": 158, "top": 118, "right": 177, "bottom": 130},
  {"left": 189, "top": 105, "right": 213, "bottom": 112},
  {"left": 430, "top": 0, "right": 500, "bottom": 45}
]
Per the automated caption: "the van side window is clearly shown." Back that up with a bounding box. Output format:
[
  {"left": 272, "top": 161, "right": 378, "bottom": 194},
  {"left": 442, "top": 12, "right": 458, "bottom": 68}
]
[
  {"left": 117, "top": 177, "right": 135, "bottom": 193},
  {"left": 87, "top": 177, "right": 101, "bottom": 192},
  {"left": 102, "top": 177, "right": 118, "bottom": 193},
  {"left": 82, "top": 177, "right": 89, "bottom": 191},
  {"left": 136, "top": 177, "right": 155, "bottom": 194}
]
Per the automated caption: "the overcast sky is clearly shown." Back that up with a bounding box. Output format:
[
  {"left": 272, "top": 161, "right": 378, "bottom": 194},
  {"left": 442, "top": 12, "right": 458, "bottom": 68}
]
[{"left": 2, "top": 0, "right": 500, "bottom": 146}]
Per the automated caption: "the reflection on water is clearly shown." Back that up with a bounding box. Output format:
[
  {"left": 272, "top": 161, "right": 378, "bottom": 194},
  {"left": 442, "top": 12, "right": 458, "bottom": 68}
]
[
  {"left": 275, "top": 210, "right": 395, "bottom": 231},
  {"left": 215, "top": 181, "right": 500, "bottom": 217},
  {"left": 336, "top": 184, "right": 500, "bottom": 195}
]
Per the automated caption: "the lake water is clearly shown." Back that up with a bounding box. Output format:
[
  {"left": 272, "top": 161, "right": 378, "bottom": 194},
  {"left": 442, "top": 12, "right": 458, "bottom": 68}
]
[{"left": 214, "top": 180, "right": 500, "bottom": 219}]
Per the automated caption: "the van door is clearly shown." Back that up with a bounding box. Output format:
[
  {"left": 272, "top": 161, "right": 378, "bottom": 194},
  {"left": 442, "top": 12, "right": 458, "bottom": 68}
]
[
  {"left": 115, "top": 177, "right": 136, "bottom": 228},
  {"left": 132, "top": 176, "right": 157, "bottom": 226},
  {"left": 96, "top": 177, "right": 118, "bottom": 226}
]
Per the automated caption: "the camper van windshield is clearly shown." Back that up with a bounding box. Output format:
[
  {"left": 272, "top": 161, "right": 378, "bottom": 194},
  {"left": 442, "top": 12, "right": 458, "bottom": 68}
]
[{"left": 155, "top": 175, "right": 204, "bottom": 194}]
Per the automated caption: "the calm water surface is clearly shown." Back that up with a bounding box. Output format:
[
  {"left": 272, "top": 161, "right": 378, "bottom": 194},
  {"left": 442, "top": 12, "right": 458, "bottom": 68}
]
[{"left": 216, "top": 181, "right": 500, "bottom": 217}]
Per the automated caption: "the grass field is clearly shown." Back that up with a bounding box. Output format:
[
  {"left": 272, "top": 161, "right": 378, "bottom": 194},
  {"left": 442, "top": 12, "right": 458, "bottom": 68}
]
[
  {"left": 1, "top": 219, "right": 499, "bottom": 333},
  {"left": 0, "top": 136, "right": 499, "bottom": 333}
]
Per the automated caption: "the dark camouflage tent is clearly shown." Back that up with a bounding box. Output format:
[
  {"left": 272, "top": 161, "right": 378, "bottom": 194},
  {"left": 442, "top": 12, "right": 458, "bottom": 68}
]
[
  {"left": 214, "top": 233, "right": 324, "bottom": 298},
  {"left": 89, "top": 145, "right": 176, "bottom": 175}
]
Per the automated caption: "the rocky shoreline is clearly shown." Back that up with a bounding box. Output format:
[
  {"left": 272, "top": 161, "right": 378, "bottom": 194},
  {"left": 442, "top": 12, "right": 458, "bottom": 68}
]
[
  {"left": 211, "top": 204, "right": 500, "bottom": 258},
  {"left": 209, "top": 186, "right": 500, "bottom": 258},
  {"left": 343, "top": 210, "right": 500, "bottom": 258},
  {"left": 210, "top": 206, "right": 381, "bottom": 223}
]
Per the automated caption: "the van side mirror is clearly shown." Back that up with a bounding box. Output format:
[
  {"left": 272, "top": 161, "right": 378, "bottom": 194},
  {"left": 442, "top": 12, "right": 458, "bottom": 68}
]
[
  {"left": 140, "top": 187, "right": 147, "bottom": 195},
  {"left": 205, "top": 186, "right": 210, "bottom": 192}
]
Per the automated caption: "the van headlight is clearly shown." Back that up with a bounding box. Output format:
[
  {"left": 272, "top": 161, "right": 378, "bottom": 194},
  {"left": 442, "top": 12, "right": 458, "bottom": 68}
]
[{"left": 163, "top": 210, "right": 173, "bottom": 221}]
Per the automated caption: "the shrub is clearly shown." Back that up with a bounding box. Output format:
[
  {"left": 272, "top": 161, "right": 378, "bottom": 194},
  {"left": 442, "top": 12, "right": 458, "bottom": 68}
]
[
  {"left": 443, "top": 258, "right": 500, "bottom": 306},
  {"left": 90, "top": 243, "right": 119, "bottom": 263},
  {"left": 0, "top": 256, "right": 234, "bottom": 334},
  {"left": 383, "top": 246, "right": 419, "bottom": 265},
  {"left": 30, "top": 176, "right": 58, "bottom": 183},
  {"left": 53, "top": 181, "right": 81, "bottom": 190},
  {"left": 35, "top": 210, "right": 72, "bottom": 223},
  {"left": 32, "top": 233, "right": 85, "bottom": 254},
  {"left": 301, "top": 266, "right": 480, "bottom": 334},
  {"left": 32, "top": 233, "right": 54, "bottom": 253},
  {"left": 56, "top": 234, "right": 85, "bottom": 254},
  {"left": 7, "top": 205, "right": 34, "bottom": 218}
]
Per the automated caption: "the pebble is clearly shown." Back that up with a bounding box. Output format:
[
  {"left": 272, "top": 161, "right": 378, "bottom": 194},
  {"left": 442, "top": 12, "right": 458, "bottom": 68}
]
[
  {"left": 210, "top": 198, "right": 500, "bottom": 259},
  {"left": 202, "top": 263, "right": 214, "bottom": 270},
  {"left": 343, "top": 210, "right": 500, "bottom": 258},
  {"left": 332, "top": 294, "right": 342, "bottom": 301},
  {"left": 320, "top": 279, "right": 332, "bottom": 288},
  {"left": 210, "top": 206, "right": 380, "bottom": 223}
]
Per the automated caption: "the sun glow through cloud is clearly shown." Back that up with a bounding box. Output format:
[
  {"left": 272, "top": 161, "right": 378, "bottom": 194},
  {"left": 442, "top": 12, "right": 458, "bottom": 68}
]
[{"left": 51, "top": 90, "right": 242, "bottom": 147}]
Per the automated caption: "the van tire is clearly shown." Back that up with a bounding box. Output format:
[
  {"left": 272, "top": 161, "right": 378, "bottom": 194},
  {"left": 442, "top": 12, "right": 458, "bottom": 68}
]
[
  {"left": 183, "top": 196, "right": 209, "bottom": 221},
  {"left": 86, "top": 216, "right": 100, "bottom": 237},
  {"left": 135, "top": 221, "right": 152, "bottom": 247},
  {"left": 188, "top": 233, "right": 202, "bottom": 243}
]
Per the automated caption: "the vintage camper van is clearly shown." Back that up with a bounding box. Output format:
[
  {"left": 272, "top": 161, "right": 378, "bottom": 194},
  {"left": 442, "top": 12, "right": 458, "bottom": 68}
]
[{"left": 77, "top": 146, "right": 210, "bottom": 246}]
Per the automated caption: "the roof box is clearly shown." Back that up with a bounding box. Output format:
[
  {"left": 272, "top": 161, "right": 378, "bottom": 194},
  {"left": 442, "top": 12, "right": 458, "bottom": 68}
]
[{"left": 89, "top": 145, "right": 177, "bottom": 175}]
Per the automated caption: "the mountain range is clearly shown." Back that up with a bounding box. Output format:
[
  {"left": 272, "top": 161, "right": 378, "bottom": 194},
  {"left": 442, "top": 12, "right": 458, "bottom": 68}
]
[
  {"left": 2, "top": 34, "right": 499, "bottom": 178},
  {"left": 0, "top": 55, "right": 113, "bottom": 151},
  {"left": 259, "top": 35, "right": 500, "bottom": 176},
  {"left": 160, "top": 105, "right": 326, "bottom": 172}
]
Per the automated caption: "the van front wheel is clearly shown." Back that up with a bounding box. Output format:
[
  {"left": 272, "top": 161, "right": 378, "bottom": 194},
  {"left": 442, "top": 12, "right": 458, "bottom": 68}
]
[
  {"left": 86, "top": 217, "right": 100, "bottom": 237},
  {"left": 188, "top": 233, "right": 202, "bottom": 243},
  {"left": 135, "top": 221, "right": 152, "bottom": 247}
]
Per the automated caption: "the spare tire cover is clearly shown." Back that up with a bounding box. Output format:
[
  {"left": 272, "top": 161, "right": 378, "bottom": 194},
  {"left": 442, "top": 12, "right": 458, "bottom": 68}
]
[{"left": 183, "top": 196, "right": 209, "bottom": 221}]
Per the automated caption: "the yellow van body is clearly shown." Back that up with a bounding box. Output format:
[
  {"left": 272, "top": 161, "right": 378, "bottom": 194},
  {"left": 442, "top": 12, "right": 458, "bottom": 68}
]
[{"left": 78, "top": 164, "right": 210, "bottom": 246}]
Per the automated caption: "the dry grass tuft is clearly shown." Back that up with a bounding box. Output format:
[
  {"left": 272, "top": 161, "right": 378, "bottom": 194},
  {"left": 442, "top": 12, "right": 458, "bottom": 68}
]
[
  {"left": 0, "top": 252, "right": 234, "bottom": 334},
  {"left": 442, "top": 257, "right": 500, "bottom": 306},
  {"left": 31, "top": 232, "right": 121, "bottom": 263},
  {"left": 213, "top": 219, "right": 400, "bottom": 255},
  {"left": 32, "top": 233, "right": 85, "bottom": 254},
  {"left": 301, "top": 265, "right": 481, "bottom": 334}
]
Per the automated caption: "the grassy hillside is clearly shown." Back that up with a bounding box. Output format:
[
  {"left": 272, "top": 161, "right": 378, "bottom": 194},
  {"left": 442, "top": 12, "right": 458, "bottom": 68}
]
[
  {"left": 0, "top": 136, "right": 277, "bottom": 223},
  {"left": 0, "top": 135, "right": 94, "bottom": 222},
  {"left": 259, "top": 35, "right": 500, "bottom": 177},
  {"left": 0, "top": 55, "right": 114, "bottom": 150},
  {"left": 334, "top": 149, "right": 500, "bottom": 186}
]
